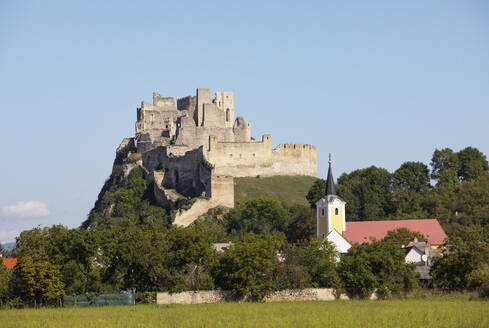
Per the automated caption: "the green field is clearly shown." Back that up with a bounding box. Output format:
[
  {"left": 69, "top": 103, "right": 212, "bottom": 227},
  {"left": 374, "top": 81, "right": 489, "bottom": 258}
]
[
  {"left": 234, "top": 175, "right": 317, "bottom": 206},
  {"left": 1, "top": 297, "right": 488, "bottom": 328}
]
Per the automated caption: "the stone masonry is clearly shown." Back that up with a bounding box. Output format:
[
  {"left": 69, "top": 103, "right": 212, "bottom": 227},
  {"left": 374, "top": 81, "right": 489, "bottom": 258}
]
[{"left": 119, "top": 88, "right": 317, "bottom": 223}]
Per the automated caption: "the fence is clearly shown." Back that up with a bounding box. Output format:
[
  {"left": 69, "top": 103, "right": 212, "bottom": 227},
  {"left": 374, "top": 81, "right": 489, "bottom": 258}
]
[{"left": 64, "top": 293, "right": 135, "bottom": 307}]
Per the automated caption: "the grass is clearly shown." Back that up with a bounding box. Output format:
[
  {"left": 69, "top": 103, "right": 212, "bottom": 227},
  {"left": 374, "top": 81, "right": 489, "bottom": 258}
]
[
  {"left": 1, "top": 296, "right": 488, "bottom": 328},
  {"left": 234, "top": 175, "right": 317, "bottom": 207}
]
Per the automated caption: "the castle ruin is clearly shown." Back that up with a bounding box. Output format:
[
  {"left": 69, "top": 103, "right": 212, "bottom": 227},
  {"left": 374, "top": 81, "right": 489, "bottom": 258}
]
[{"left": 119, "top": 88, "right": 317, "bottom": 224}]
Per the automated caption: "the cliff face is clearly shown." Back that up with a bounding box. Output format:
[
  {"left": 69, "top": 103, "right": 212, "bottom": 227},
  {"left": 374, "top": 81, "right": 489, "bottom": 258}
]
[{"left": 82, "top": 142, "right": 191, "bottom": 229}]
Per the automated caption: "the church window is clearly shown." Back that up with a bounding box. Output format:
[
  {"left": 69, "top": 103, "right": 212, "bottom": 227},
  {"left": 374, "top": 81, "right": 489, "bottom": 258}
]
[
  {"left": 226, "top": 108, "right": 230, "bottom": 121},
  {"left": 321, "top": 208, "right": 324, "bottom": 216},
  {"left": 335, "top": 208, "right": 339, "bottom": 215}
]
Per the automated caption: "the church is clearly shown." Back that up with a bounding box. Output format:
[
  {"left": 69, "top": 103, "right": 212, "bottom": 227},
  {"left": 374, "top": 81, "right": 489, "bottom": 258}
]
[{"left": 316, "top": 157, "right": 447, "bottom": 253}]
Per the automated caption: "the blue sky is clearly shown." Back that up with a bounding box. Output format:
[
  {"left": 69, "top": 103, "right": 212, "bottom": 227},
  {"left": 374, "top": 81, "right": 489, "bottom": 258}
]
[{"left": 1, "top": 1, "right": 488, "bottom": 243}]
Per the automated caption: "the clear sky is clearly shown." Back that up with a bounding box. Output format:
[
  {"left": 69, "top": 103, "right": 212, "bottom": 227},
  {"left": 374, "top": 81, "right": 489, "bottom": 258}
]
[{"left": 1, "top": 1, "right": 488, "bottom": 244}]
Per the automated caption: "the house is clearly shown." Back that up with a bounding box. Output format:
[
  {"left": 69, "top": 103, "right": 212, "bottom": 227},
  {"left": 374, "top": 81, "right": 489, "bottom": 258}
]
[
  {"left": 316, "top": 156, "right": 448, "bottom": 254},
  {"left": 2, "top": 257, "right": 17, "bottom": 269},
  {"left": 402, "top": 238, "right": 441, "bottom": 280}
]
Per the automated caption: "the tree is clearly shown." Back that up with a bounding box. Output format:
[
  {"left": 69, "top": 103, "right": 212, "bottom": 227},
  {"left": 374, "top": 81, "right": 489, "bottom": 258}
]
[
  {"left": 287, "top": 205, "right": 316, "bottom": 243},
  {"left": 431, "top": 225, "right": 489, "bottom": 291},
  {"left": 10, "top": 253, "right": 64, "bottom": 306},
  {"left": 306, "top": 179, "right": 326, "bottom": 208},
  {"left": 0, "top": 261, "right": 11, "bottom": 306},
  {"left": 392, "top": 161, "right": 430, "bottom": 192},
  {"left": 225, "top": 198, "right": 291, "bottom": 236},
  {"left": 457, "top": 147, "right": 489, "bottom": 181},
  {"left": 96, "top": 221, "right": 215, "bottom": 293},
  {"left": 381, "top": 228, "right": 426, "bottom": 247},
  {"left": 339, "top": 241, "right": 417, "bottom": 298},
  {"left": 213, "top": 233, "right": 281, "bottom": 300},
  {"left": 336, "top": 166, "right": 393, "bottom": 220},
  {"left": 15, "top": 226, "right": 98, "bottom": 295},
  {"left": 390, "top": 189, "right": 428, "bottom": 219},
  {"left": 430, "top": 148, "right": 459, "bottom": 181},
  {"left": 273, "top": 238, "right": 339, "bottom": 290}
]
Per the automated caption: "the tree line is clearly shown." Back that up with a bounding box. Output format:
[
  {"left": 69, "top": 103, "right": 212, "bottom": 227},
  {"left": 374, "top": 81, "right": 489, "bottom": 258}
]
[
  {"left": 1, "top": 220, "right": 424, "bottom": 306},
  {"left": 307, "top": 146, "right": 489, "bottom": 238}
]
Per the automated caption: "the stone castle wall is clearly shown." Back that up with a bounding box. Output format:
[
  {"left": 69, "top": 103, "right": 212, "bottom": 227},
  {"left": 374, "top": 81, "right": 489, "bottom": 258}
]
[
  {"left": 123, "top": 88, "right": 317, "bottom": 211},
  {"left": 206, "top": 135, "right": 317, "bottom": 177}
]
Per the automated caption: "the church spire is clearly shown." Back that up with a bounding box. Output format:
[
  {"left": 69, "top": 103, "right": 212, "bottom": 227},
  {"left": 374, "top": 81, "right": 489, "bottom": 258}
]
[{"left": 326, "top": 153, "right": 336, "bottom": 196}]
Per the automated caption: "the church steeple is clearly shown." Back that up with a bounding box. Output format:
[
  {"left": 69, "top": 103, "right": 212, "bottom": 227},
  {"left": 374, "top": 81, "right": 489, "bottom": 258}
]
[
  {"left": 316, "top": 154, "right": 346, "bottom": 240},
  {"left": 326, "top": 154, "right": 336, "bottom": 196}
]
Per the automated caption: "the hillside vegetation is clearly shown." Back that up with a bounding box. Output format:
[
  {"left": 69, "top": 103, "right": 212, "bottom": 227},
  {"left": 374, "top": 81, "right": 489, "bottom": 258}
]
[{"left": 234, "top": 176, "right": 318, "bottom": 206}]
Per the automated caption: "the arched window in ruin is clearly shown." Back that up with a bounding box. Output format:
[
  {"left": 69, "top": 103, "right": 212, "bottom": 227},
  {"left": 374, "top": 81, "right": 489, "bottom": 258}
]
[{"left": 226, "top": 108, "right": 230, "bottom": 122}]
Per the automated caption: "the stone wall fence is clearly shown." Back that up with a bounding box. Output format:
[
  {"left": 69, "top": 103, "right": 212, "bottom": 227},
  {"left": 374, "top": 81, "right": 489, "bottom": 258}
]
[{"left": 156, "top": 288, "right": 378, "bottom": 305}]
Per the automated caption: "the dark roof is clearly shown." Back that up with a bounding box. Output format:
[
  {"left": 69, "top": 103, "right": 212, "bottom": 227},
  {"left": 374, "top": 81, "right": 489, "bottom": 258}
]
[{"left": 326, "top": 159, "right": 336, "bottom": 196}]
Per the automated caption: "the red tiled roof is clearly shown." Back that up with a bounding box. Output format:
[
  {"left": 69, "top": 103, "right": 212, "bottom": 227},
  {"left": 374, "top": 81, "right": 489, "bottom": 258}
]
[
  {"left": 2, "top": 257, "right": 18, "bottom": 269},
  {"left": 344, "top": 219, "right": 447, "bottom": 245}
]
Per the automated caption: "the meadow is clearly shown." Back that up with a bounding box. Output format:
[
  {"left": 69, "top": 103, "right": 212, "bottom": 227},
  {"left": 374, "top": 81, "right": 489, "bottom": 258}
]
[
  {"left": 1, "top": 296, "right": 488, "bottom": 328},
  {"left": 234, "top": 175, "right": 317, "bottom": 206}
]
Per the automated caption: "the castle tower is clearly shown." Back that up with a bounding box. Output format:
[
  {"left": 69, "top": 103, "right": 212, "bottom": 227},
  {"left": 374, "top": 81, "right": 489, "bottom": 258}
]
[
  {"left": 214, "top": 92, "right": 234, "bottom": 128},
  {"left": 316, "top": 155, "right": 346, "bottom": 239}
]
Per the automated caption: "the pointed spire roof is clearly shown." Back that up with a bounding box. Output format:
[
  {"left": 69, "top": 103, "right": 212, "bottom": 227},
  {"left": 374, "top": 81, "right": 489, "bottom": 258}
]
[{"left": 326, "top": 153, "right": 336, "bottom": 196}]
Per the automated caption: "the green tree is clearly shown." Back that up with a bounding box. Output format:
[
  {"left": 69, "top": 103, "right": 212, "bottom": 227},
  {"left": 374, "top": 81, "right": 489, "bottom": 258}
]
[
  {"left": 392, "top": 161, "right": 430, "bottom": 192},
  {"left": 431, "top": 225, "right": 489, "bottom": 290},
  {"left": 0, "top": 261, "right": 11, "bottom": 306},
  {"left": 213, "top": 233, "right": 281, "bottom": 300},
  {"left": 15, "top": 226, "right": 98, "bottom": 295},
  {"left": 306, "top": 179, "right": 326, "bottom": 208},
  {"left": 336, "top": 166, "right": 393, "bottom": 220},
  {"left": 391, "top": 189, "right": 428, "bottom": 219},
  {"left": 381, "top": 228, "right": 426, "bottom": 247},
  {"left": 430, "top": 148, "right": 459, "bottom": 181},
  {"left": 287, "top": 205, "right": 316, "bottom": 243},
  {"left": 457, "top": 147, "right": 489, "bottom": 181},
  {"left": 339, "top": 241, "right": 417, "bottom": 298},
  {"left": 96, "top": 221, "right": 215, "bottom": 293},
  {"left": 273, "top": 238, "right": 339, "bottom": 290},
  {"left": 10, "top": 253, "right": 64, "bottom": 306},
  {"left": 225, "top": 198, "right": 291, "bottom": 236}
]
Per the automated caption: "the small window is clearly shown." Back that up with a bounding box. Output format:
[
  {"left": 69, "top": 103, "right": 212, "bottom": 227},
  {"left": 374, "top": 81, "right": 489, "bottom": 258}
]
[
  {"left": 321, "top": 233, "right": 325, "bottom": 239},
  {"left": 321, "top": 208, "right": 324, "bottom": 216},
  {"left": 335, "top": 208, "right": 339, "bottom": 215}
]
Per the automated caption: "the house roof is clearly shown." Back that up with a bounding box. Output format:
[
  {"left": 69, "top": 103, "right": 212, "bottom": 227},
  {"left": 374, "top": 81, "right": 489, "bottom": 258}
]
[
  {"left": 344, "top": 219, "right": 447, "bottom": 245},
  {"left": 405, "top": 241, "right": 440, "bottom": 258},
  {"left": 2, "top": 257, "right": 17, "bottom": 269}
]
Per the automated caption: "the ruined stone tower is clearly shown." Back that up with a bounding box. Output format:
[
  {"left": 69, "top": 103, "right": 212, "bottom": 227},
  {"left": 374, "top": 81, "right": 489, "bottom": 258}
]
[{"left": 119, "top": 88, "right": 317, "bottom": 226}]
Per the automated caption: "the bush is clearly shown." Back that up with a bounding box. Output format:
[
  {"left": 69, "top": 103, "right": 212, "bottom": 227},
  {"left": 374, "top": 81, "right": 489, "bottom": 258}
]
[
  {"left": 339, "top": 241, "right": 418, "bottom": 298},
  {"left": 135, "top": 292, "right": 155, "bottom": 304}
]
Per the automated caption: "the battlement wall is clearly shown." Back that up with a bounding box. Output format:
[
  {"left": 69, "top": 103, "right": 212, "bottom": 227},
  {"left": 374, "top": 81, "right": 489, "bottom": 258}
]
[{"left": 206, "top": 135, "right": 317, "bottom": 177}]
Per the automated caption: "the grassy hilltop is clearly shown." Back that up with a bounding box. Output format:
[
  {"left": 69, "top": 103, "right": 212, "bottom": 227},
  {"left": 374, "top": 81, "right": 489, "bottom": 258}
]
[{"left": 234, "top": 175, "right": 318, "bottom": 207}]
